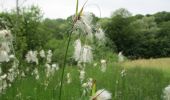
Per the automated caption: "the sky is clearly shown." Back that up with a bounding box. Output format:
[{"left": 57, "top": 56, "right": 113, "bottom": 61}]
[{"left": 0, "top": 0, "right": 170, "bottom": 19}]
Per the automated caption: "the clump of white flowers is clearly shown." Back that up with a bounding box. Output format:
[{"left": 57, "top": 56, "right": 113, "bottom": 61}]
[
  {"left": 46, "top": 50, "right": 52, "bottom": 63},
  {"left": 100, "top": 59, "right": 107, "bottom": 72},
  {"left": 0, "top": 29, "right": 19, "bottom": 94},
  {"left": 79, "top": 69, "right": 85, "bottom": 83},
  {"left": 45, "top": 63, "right": 59, "bottom": 78},
  {"left": 91, "top": 89, "right": 112, "bottom": 100},
  {"left": 0, "top": 30, "right": 12, "bottom": 62},
  {"left": 80, "top": 45, "right": 93, "bottom": 63},
  {"left": 66, "top": 73, "right": 71, "bottom": 84},
  {"left": 74, "top": 12, "right": 93, "bottom": 40},
  {"left": 73, "top": 39, "right": 82, "bottom": 61},
  {"left": 120, "top": 69, "right": 126, "bottom": 77},
  {"left": 39, "top": 49, "right": 46, "bottom": 58},
  {"left": 163, "top": 85, "right": 170, "bottom": 100},
  {"left": 81, "top": 78, "right": 93, "bottom": 97},
  {"left": 25, "top": 50, "right": 39, "bottom": 65},
  {"left": 73, "top": 40, "right": 93, "bottom": 64},
  {"left": 95, "top": 28, "right": 106, "bottom": 44}
]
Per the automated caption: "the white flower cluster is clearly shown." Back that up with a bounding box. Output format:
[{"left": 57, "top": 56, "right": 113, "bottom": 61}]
[
  {"left": 25, "top": 50, "right": 39, "bottom": 65},
  {"left": 25, "top": 49, "right": 53, "bottom": 65},
  {"left": 73, "top": 12, "right": 106, "bottom": 65},
  {"left": 118, "top": 51, "right": 124, "bottom": 62},
  {"left": 45, "top": 63, "right": 59, "bottom": 78},
  {"left": 163, "top": 85, "right": 170, "bottom": 100},
  {"left": 0, "top": 30, "right": 13, "bottom": 62},
  {"left": 100, "top": 59, "right": 107, "bottom": 72},
  {"left": 25, "top": 49, "right": 59, "bottom": 80},
  {"left": 73, "top": 39, "right": 93, "bottom": 63},
  {"left": 79, "top": 69, "right": 85, "bottom": 83},
  {"left": 0, "top": 62, "right": 19, "bottom": 94},
  {"left": 95, "top": 28, "right": 106, "bottom": 45},
  {"left": 66, "top": 73, "right": 71, "bottom": 84},
  {"left": 0, "top": 29, "right": 19, "bottom": 94},
  {"left": 74, "top": 13, "right": 93, "bottom": 40},
  {"left": 81, "top": 78, "right": 93, "bottom": 96}
]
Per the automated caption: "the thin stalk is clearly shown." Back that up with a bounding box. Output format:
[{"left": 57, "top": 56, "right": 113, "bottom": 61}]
[{"left": 58, "top": 28, "right": 73, "bottom": 100}]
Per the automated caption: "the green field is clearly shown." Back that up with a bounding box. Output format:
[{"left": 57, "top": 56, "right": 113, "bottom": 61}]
[{"left": 1, "top": 58, "right": 170, "bottom": 100}]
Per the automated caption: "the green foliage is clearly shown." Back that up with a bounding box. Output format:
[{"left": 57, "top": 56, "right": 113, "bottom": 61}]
[{"left": 104, "top": 9, "right": 170, "bottom": 58}]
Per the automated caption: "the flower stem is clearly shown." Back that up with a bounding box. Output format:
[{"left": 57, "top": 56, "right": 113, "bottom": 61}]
[{"left": 59, "top": 29, "right": 73, "bottom": 100}]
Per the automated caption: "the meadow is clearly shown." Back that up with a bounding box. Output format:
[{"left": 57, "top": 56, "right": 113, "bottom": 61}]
[
  {"left": 0, "top": 0, "right": 170, "bottom": 100},
  {"left": 0, "top": 56, "right": 170, "bottom": 100}
]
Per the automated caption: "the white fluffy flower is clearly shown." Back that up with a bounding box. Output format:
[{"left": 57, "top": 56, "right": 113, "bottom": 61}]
[
  {"left": 80, "top": 45, "right": 93, "bottom": 63},
  {"left": 67, "top": 73, "right": 71, "bottom": 84},
  {"left": 0, "top": 74, "right": 7, "bottom": 79},
  {"left": 163, "top": 85, "right": 170, "bottom": 100},
  {"left": 95, "top": 28, "right": 105, "bottom": 43},
  {"left": 79, "top": 70, "right": 85, "bottom": 83},
  {"left": 46, "top": 50, "right": 52, "bottom": 63},
  {"left": 7, "top": 72, "right": 15, "bottom": 82},
  {"left": 33, "top": 68, "right": 39, "bottom": 80},
  {"left": 120, "top": 69, "right": 126, "bottom": 77},
  {"left": 39, "top": 49, "right": 46, "bottom": 58},
  {"left": 0, "top": 30, "right": 12, "bottom": 41},
  {"left": 100, "top": 59, "right": 107, "bottom": 72},
  {"left": 73, "top": 39, "right": 82, "bottom": 61},
  {"left": 0, "top": 42, "right": 10, "bottom": 53},
  {"left": 118, "top": 51, "right": 124, "bottom": 62},
  {"left": 91, "top": 89, "right": 112, "bottom": 100},
  {"left": 0, "top": 50, "right": 9, "bottom": 62},
  {"left": 74, "top": 12, "right": 93, "bottom": 40},
  {"left": 25, "top": 50, "right": 39, "bottom": 65},
  {"left": 52, "top": 63, "right": 59, "bottom": 71},
  {"left": 45, "top": 63, "right": 51, "bottom": 77}
]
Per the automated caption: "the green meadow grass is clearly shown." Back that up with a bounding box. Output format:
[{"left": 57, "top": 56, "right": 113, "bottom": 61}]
[{"left": 1, "top": 58, "right": 170, "bottom": 100}]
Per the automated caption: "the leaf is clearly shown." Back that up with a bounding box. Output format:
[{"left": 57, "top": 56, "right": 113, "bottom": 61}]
[
  {"left": 92, "top": 80, "right": 96, "bottom": 96},
  {"left": 78, "top": 0, "right": 88, "bottom": 17},
  {"left": 76, "top": 0, "right": 79, "bottom": 16}
]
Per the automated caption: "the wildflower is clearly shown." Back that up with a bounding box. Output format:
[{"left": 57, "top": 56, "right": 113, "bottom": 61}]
[
  {"left": 0, "top": 42, "right": 10, "bottom": 53},
  {"left": 0, "top": 30, "right": 12, "bottom": 41},
  {"left": 9, "top": 54, "right": 15, "bottom": 59},
  {"left": 80, "top": 45, "right": 93, "bottom": 63},
  {"left": 95, "top": 28, "right": 105, "bottom": 43},
  {"left": 39, "top": 49, "right": 46, "bottom": 58},
  {"left": 79, "top": 70, "right": 85, "bottom": 83},
  {"left": 74, "top": 12, "right": 93, "bottom": 40},
  {"left": 163, "top": 85, "right": 170, "bottom": 100},
  {"left": 33, "top": 68, "right": 39, "bottom": 80},
  {"left": 25, "top": 50, "right": 39, "bottom": 65},
  {"left": 45, "top": 63, "right": 51, "bottom": 78},
  {"left": 0, "top": 50, "right": 9, "bottom": 62},
  {"left": 7, "top": 72, "right": 15, "bottom": 82},
  {"left": 91, "top": 89, "right": 112, "bottom": 100},
  {"left": 100, "top": 59, "right": 107, "bottom": 72},
  {"left": 120, "top": 69, "right": 126, "bottom": 77},
  {"left": 52, "top": 63, "right": 59, "bottom": 71},
  {"left": 0, "top": 74, "right": 7, "bottom": 80},
  {"left": 73, "top": 39, "right": 82, "bottom": 61},
  {"left": 66, "top": 73, "right": 71, "bottom": 84},
  {"left": 118, "top": 51, "right": 124, "bottom": 62},
  {"left": 46, "top": 50, "right": 52, "bottom": 63}
]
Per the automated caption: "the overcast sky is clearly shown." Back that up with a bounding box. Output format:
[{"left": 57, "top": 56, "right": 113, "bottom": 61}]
[{"left": 0, "top": 0, "right": 170, "bottom": 19}]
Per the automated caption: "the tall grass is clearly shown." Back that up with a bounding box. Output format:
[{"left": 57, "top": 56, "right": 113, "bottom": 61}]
[{"left": 1, "top": 61, "right": 169, "bottom": 100}]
